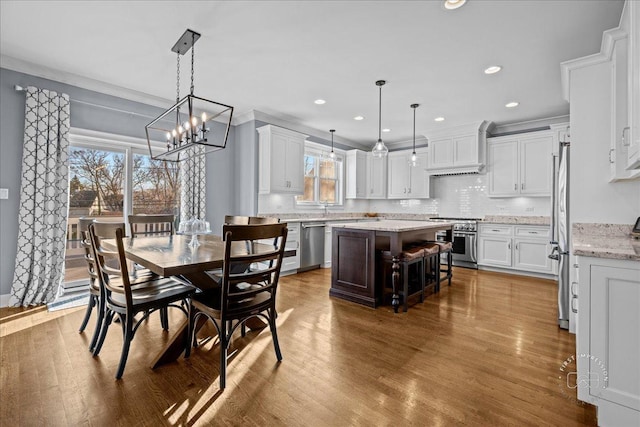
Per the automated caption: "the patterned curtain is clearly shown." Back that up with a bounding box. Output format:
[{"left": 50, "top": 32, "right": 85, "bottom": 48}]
[
  {"left": 179, "top": 145, "right": 206, "bottom": 221},
  {"left": 10, "top": 87, "right": 71, "bottom": 307}
]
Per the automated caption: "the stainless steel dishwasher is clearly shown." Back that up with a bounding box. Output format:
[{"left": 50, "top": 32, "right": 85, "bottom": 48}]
[{"left": 299, "top": 222, "right": 325, "bottom": 271}]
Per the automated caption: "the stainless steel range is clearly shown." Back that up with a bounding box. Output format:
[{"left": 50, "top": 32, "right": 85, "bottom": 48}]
[{"left": 433, "top": 217, "right": 479, "bottom": 269}]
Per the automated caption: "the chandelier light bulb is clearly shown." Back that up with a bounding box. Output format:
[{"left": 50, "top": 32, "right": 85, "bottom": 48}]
[
  {"left": 166, "top": 132, "right": 171, "bottom": 141},
  {"left": 178, "top": 125, "right": 184, "bottom": 134},
  {"left": 184, "top": 121, "right": 190, "bottom": 130},
  {"left": 171, "top": 129, "right": 177, "bottom": 137},
  {"left": 201, "top": 112, "right": 207, "bottom": 122},
  {"left": 191, "top": 116, "right": 198, "bottom": 126}
]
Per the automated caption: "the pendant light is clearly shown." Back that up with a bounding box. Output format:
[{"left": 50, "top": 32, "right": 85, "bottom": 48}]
[
  {"left": 372, "top": 80, "right": 389, "bottom": 158},
  {"left": 410, "top": 103, "right": 419, "bottom": 167},
  {"left": 329, "top": 129, "right": 336, "bottom": 160}
]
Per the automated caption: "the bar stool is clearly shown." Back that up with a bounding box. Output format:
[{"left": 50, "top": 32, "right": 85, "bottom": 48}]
[
  {"left": 431, "top": 241, "right": 453, "bottom": 291},
  {"left": 421, "top": 243, "right": 441, "bottom": 297},
  {"left": 379, "top": 247, "right": 425, "bottom": 312}
]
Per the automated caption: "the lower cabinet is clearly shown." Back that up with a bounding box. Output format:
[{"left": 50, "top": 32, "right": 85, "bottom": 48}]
[
  {"left": 478, "top": 224, "right": 556, "bottom": 275},
  {"left": 576, "top": 256, "right": 640, "bottom": 426},
  {"left": 281, "top": 222, "right": 300, "bottom": 273}
]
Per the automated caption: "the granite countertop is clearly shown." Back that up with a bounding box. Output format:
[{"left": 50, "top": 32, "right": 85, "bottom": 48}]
[
  {"left": 482, "top": 215, "right": 550, "bottom": 225},
  {"left": 331, "top": 220, "right": 454, "bottom": 232},
  {"left": 259, "top": 213, "right": 374, "bottom": 223},
  {"left": 572, "top": 223, "right": 640, "bottom": 261}
]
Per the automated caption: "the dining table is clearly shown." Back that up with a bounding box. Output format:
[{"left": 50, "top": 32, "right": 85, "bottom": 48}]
[{"left": 102, "top": 233, "right": 273, "bottom": 369}]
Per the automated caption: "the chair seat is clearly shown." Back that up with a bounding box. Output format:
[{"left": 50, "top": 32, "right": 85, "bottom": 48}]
[
  {"left": 422, "top": 243, "right": 440, "bottom": 256},
  {"left": 192, "top": 288, "right": 271, "bottom": 319},
  {"left": 109, "top": 277, "right": 194, "bottom": 309},
  {"left": 433, "top": 241, "right": 453, "bottom": 252}
]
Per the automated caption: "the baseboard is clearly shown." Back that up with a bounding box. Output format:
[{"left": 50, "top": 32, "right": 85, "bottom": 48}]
[
  {"left": 0, "top": 293, "right": 11, "bottom": 308},
  {"left": 477, "top": 265, "right": 557, "bottom": 281}
]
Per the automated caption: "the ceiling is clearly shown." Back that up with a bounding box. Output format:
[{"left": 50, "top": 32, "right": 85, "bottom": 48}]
[{"left": 0, "top": 1, "right": 625, "bottom": 147}]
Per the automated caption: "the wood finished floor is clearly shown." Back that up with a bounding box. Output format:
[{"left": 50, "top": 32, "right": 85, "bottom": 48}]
[{"left": 0, "top": 268, "right": 596, "bottom": 426}]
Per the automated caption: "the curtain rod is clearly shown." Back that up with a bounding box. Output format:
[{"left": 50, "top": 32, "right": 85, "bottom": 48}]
[{"left": 14, "top": 84, "right": 159, "bottom": 120}]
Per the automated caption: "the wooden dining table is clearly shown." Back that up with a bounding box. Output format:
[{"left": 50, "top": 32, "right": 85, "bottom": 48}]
[{"left": 103, "top": 233, "right": 273, "bottom": 369}]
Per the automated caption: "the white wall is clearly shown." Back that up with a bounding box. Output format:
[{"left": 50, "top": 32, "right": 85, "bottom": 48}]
[{"left": 570, "top": 61, "right": 640, "bottom": 224}]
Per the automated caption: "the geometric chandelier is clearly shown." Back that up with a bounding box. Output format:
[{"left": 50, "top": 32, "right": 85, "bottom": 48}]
[{"left": 145, "top": 29, "right": 234, "bottom": 162}]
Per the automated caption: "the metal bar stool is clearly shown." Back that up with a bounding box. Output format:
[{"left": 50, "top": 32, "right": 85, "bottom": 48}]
[{"left": 379, "top": 247, "right": 425, "bottom": 312}]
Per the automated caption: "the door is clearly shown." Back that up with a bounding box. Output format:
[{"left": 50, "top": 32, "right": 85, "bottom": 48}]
[
  {"left": 520, "top": 135, "right": 552, "bottom": 195},
  {"left": 477, "top": 236, "right": 512, "bottom": 267},
  {"left": 387, "top": 152, "right": 409, "bottom": 198},
  {"left": 488, "top": 140, "right": 518, "bottom": 196},
  {"left": 513, "top": 238, "right": 553, "bottom": 273}
]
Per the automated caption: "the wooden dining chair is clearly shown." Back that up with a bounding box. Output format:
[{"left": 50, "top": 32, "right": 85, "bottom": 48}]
[
  {"left": 248, "top": 216, "right": 279, "bottom": 225},
  {"left": 223, "top": 215, "right": 249, "bottom": 225},
  {"left": 77, "top": 217, "right": 103, "bottom": 352},
  {"left": 128, "top": 214, "right": 175, "bottom": 237},
  {"left": 185, "top": 223, "right": 288, "bottom": 390},
  {"left": 89, "top": 221, "right": 194, "bottom": 379}
]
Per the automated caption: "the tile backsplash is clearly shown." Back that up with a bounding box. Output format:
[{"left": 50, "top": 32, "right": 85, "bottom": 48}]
[{"left": 258, "top": 173, "right": 550, "bottom": 218}]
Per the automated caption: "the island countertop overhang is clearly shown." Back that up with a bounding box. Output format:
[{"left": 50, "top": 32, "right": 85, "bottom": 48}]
[{"left": 329, "top": 220, "right": 454, "bottom": 232}]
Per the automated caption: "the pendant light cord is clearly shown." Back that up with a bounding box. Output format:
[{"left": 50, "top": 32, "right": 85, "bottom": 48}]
[
  {"left": 378, "top": 85, "right": 382, "bottom": 141},
  {"left": 413, "top": 106, "right": 416, "bottom": 153}
]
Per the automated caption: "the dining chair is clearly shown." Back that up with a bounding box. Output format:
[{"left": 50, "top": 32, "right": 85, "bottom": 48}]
[
  {"left": 128, "top": 214, "right": 175, "bottom": 237},
  {"left": 77, "top": 217, "right": 102, "bottom": 351},
  {"left": 223, "top": 215, "right": 249, "bottom": 225},
  {"left": 248, "top": 216, "right": 279, "bottom": 225},
  {"left": 89, "top": 221, "right": 194, "bottom": 379},
  {"left": 185, "top": 223, "right": 288, "bottom": 390}
]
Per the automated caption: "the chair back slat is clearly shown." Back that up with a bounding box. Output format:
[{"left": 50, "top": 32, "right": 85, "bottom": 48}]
[
  {"left": 224, "top": 215, "right": 250, "bottom": 225},
  {"left": 248, "top": 216, "right": 279, "bottom": 225},
  {"left": 128, "top": 214, "right": 174, "bottom": 237}
]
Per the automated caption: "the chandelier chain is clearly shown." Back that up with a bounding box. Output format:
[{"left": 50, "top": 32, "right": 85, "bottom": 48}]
[
  {"left": 176, "top": 52, "right": 181, "bottom": 102},
  {"left": 190, "top": 32, "right": 195, "bottom": 95}
]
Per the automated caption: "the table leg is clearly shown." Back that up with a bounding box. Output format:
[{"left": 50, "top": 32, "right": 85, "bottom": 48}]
[{"left": 391, "top": 255, "right": 400, "bottom": 313}]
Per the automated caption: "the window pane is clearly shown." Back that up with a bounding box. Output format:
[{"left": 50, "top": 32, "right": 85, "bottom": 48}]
[
  {"left": 303, "top": 155, "right": 316, "bottom": 176},
  {"left": 297, "top": 176, "right": 316, "bottom": 202},
  {"left": 132, "top": 154, "right": 181, "bottom": 215},
  {"left": 319, "top": 178, "right": 337, "bottom": 203},
  {"left": 319, "top": 159, "right": 336, "bottom": 178},
  {"left": 66, "top": 147, "right": 125, "bottom": 283}
]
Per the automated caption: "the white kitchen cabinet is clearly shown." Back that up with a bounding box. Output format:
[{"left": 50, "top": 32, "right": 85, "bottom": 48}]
[
  {"left": 345, "top": 150, "right": 367, "bottom": 199},
  {"left": 281, "top": 222, "right": 301, "bottom": 273},
  {"left": 627, "top": 0, "right": 640, "bottom": 169},
  {"left": 478, "top": 224, "right": 556, "bottom": 275},
  {"left": 345, "top": 150, "right": 388, "bottom": 199},
  {"left": 387, "top": 148, "right": 430, "bottom": 199},
  {"left": 323, "top": 225, "right": 332, "bottom": 268},
  {"left": 576, "top": 256, "right": 640, "bottom": 426},
  {"left": 257, "top": 125, "right": 306, "bottom": 194},
  {"left": 487, "top": 131, "right": 553, "bottom": 197},
  {"left": 425, "top": 121, "right": 492, "bottom": 174},
  {"left": 367, "top": 154, "right": 387, "bottom": 199}
]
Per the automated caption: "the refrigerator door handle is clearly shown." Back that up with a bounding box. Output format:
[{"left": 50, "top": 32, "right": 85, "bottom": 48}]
[{"left": 550, "top": 153, "right": 558, "bottom": 244}]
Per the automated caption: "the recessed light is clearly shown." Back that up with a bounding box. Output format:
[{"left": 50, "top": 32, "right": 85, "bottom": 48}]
[
  {"left": 353, "top": 116, "right": 365, "bottom": 121},
  {"left": 443, "top": 0, "right": 466, "bottom": 10},
  {"left": 382, "top": 128, "right": 391, "bottom": 133},
  {"left": 314, "top": 99, "right": 326, "bottom": 105},
  {"left": 434, "top": 117, "right": 445, "bottom": 122},
  {"left": 505, "top": 101, "right": 519, "bottom": 108},
  {"left": 484, "top": 65, "right": 502, "bottom": 74}
]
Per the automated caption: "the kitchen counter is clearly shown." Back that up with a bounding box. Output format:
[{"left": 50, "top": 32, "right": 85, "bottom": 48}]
[
  {"left": 572, "top": 223, "right": 640, "bottom": 261},
  {"left": 482, "top": 215, "right": 550, "bottom": 225},
  {"left": 331, "top": 220, "right": 454, "bottom": 232},
  {"left": 259, "top": 213, "right": 374, "bottom": 223}
]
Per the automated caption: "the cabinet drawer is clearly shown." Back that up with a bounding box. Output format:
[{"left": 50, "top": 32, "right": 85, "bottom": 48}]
[
  {"left": 284, "top": 223, "right": 300, "bottom": 242},
  {"left": 514, "top": 226, "right": 550, "bottom": 238},
  {"left": 479, "top": 224, "right": 513, "bottom": 236}
]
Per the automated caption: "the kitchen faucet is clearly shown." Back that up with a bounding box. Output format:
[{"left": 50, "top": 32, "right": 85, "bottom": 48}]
[{"left": 322, "top": 201, "right": 329, "bottom": 216}]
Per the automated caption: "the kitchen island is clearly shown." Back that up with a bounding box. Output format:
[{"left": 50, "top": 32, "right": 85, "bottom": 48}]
[{"left": 329, "top": 220, "right": 454, "bottom": 310}]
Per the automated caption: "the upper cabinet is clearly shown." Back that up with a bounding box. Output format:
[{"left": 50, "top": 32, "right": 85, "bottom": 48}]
[
  {"left": 487, "top": 131, "right": 554, "bottom": 197},
  {"left": 425, "top": 121, "right": 493, "bottom": 175},
  {"left": 627, "top": 0, "right": 640, "bottom": 169},
  {"left": 387, "top": 148, "right": 430, "bottom": 199},
  {"left": 257, "top": 125, "right": 307, "bottom": 194},
  {"left": 345, "top": 150, "right": 388, "bottom": 199}
]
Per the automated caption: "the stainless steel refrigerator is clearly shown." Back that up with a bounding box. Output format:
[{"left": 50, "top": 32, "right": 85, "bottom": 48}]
[{"left": 550, "top": 137, "right": 570, "bottom": 330}]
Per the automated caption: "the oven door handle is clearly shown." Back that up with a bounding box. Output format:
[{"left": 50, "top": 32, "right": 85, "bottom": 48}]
[{"left": 469, "top": 234, "right": 477, "bottom": 263}]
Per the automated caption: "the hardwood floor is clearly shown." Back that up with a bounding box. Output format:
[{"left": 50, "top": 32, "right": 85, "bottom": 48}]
[{"left": 0, "top": 268, "right": 596, "bottom": 426}]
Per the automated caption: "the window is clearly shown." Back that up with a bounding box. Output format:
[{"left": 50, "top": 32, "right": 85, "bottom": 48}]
[
  {"left": 295, "top": 144, "right": 343, "bottom": 206},
  {"left": 64, "top": 129, "right": 180, "bottom": 285}
]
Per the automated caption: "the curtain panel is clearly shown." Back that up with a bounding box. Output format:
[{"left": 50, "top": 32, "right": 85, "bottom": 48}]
[
  {"left": 10, "top": 87, "right": 71, "bottom": 307},
  {"left": 179, "top": 145, "right": 206, "bottom": 221}
]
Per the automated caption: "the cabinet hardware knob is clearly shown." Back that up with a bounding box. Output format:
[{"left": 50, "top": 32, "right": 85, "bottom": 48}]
[
  {"left": 609, "top": 148, "right": 615, "bottom": 164},
  {"left": 571, "top": 297, "right": 578, "bottom": 313},
  {"left": 514, "top": 183, "right": 517, "bottom": 190},
  {"left": 521, "top": 183, "right": 524, "bottom": 190},
  {"left": 622, "top": 126, "right": 630, "bottom": 146}
]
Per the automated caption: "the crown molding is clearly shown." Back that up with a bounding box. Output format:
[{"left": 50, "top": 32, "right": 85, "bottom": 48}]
[
  {"left": 560, "top": 26, "right": 627, "bottom": 102},
  {"left": 1, "top": 55, "right": 174, "bottom": 110}
]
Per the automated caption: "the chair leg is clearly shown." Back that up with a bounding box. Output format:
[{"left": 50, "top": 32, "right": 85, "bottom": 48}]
[
  {"left": 93, "top": 309, "right": 114, "bottom": 356},
  {"left": 219, "top": 321, "right": 227, "bottom": 390},
  {"left": 402, "top": 262, "right": 409, "bottom": 313},
  {"left": 419, "top": 259, "right": 425, "bottom": 303},
  {"left": 78, "top": 294, "right": 96, "bottom": 333},
  {"left": 241, "top": 322, "right": 247, "bottom": 337},
  {"left": 447, "top": 252, "right": 452, "bottom": 286},
  {"left": 115, "top": 314, "right": 134, "bottom": 379},
  {"left": 160, "top": 307, "right": 169, "bottom": 330},
  {"left": 268, "top": 310, "right": 283, "bottom": 361},
  {"left": 435, "top": 255, "right": 442, "bottom": 293},
  {"left": 185, "top": 303, "right": 195, "bottom": 358},
  {"left": 89, "top": 297, "right": 105, "bottom": 352}
]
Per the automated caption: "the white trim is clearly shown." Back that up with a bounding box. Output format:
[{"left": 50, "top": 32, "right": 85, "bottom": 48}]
[
  {"left": 69, "top": 127, "right": 165, "bottom": 152},
  {"left": 0, "top": 293, "right": 10, "bottom": 308},
  {"left": 560, "top": 26, "right": 627, "bottom": 101},
  {"left": 1, "top": 55, "right": 174, "bottom": 110}
]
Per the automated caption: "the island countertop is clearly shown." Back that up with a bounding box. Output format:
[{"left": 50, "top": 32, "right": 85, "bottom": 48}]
[{"left": 330, "top": 220, "right": 454, "bottom": 232}]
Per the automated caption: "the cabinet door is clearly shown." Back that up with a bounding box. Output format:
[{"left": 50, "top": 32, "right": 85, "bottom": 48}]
[
  {"left": 628, "top": 0, "right": 640, "bottom": 169},
  {"left": 520, "top": 135, "right": 552, "bottom": 195},
  {"left": 453, "top": 135, "right": 477, "bottom": 166},
  {"left": 488, "top": 140, "right": 518, "bottom": 196},
  {"left": 478, "top": 236, "right": 512, "bottom": 267},
  {"left": 286, "top": 136, "right": 305, "bottom": 193},
  {"left": 428, "top": 138, "right": 454, "bottom": 169},
  {"left": 513, "top": 238, "right": 553, "bottom": 273},
  {"left": 387, "top": 152, "right": 409, "bottom": 198},
  {"left": 345, "top": 150, "right": 367, "bottom": 199},
  {"left": 589, "top": 265, "right": 640, "bottom": 410},
  {"left": 270, "top": 133, "right": 290, "bottom": 192},
  {"left": 367, "top": 154, "right": 387, "bottom": 199},
  {"left": 323, "top": 226, "right": 333, "bottom": 268},
  {"left": 408, "top": 151, "right": 430, "bottom": 198}
]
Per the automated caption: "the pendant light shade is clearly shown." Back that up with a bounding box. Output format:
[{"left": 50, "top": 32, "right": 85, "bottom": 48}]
[
  {"left": 329, "top": 129, "right": 336, "bottom": 160},
  {"left": 410, "top": 103, "right": 419, "bottom": 167},
  {"left": 372, "top": 80, "right": 389, "bottom": 158}
]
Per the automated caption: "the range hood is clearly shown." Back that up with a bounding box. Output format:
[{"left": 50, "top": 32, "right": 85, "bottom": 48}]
[{"left": 424, "top": 120, "right": 493, "bottom": 176}]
